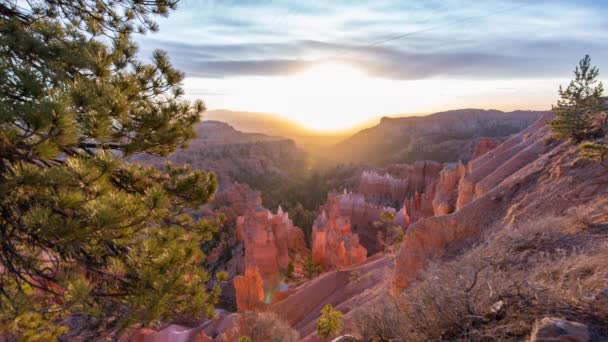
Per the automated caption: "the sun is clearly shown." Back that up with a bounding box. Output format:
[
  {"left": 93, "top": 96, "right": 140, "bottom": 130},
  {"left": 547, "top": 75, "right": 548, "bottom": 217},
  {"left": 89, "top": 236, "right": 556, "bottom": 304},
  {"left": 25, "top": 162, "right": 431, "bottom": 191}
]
[{"left": 277, "top": 62, "right": 379, "bottom": 132}]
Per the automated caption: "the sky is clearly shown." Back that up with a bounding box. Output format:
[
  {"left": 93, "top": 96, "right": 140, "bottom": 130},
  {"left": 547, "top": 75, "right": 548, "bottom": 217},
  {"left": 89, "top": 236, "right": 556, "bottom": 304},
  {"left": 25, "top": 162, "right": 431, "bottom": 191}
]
[{"left": 137, "top": 0, "right": 608, "bottom": 131}]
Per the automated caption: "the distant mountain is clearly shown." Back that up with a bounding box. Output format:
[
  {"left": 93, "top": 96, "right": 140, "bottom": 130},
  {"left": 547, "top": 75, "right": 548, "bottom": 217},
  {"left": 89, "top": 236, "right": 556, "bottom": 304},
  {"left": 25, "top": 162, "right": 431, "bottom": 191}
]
[
  {"left": 332, "top": 109, "right": 549, "bottom": 165},
  {"left": 132, "top": 120, "right": 307, "bottom": 188},
  {"left": 203, "top": 110, "right": 352, "bottom": 153}
]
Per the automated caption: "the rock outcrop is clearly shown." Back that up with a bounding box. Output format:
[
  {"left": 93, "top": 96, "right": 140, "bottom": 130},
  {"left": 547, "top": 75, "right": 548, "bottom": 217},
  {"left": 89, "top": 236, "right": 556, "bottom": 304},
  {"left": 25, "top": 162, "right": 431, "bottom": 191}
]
[
  {"left": 394, "top": 113, "right": 608, "bottom": 290},
  {"left": 432, "top": 162, "right": 466, "bottom": 216},
  {"left": 312, "top": 195, "right": 367, "bottom": 270},
  {"left": 358, "top": 171, "right": 409, "bottom": 206},
  {"left": 456, "top": 116, "right": 550, "bottom": 210},
  {"left": 234, "top": 205, "right": 307, "bottom": 309},
  {"left": 530, "top": 317, "right": 590, "bottom": 342},
  {"left": 126, "top": 310, "right": 239, "bottom": 342},
  {"left": 471, "top": 137, "right": 500, "bottom": 159},
  {"left": 233, "top": 267, "right": 265, "bottom": 311},
  {"left": 359, "top": 161, "right": 441, "bottom": 208},
  {"left": 270, "top": 255, "right": 392, "bottom": 340}
]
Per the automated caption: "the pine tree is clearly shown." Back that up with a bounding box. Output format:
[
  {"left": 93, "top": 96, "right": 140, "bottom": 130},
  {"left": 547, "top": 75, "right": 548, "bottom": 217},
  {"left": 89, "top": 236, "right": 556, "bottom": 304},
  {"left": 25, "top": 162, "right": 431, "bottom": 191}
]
[
  {"left": 0, "top": 1, "right": 220, "bottom": 337},
  {"left": 303, "top": 256, "right": 322, "bottom": 279},
  {"left": 549, "top": 55, "right": 604, "bottom": 142},
  {"left": 316, "top": 304, "right": 343, "bottom": 341}
]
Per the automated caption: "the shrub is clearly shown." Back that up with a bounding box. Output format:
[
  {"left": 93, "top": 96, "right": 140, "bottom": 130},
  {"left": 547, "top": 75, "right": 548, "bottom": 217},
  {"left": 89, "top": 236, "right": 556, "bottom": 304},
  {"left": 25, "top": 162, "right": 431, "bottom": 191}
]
[
  {"left": 303, "top": 256, "right": 323, "bottom": 279},
  {"left": 316, "top": 304, "right": 343, "bottom": 340},
  {"left": 580, "top": 140, "right": 608, "bottom": 167},
  {"left": 235, "top": 311, "right": 299, "bottom": 342},
  {"left": 353, "top": 215, "right": 608, "bottom": 341}
]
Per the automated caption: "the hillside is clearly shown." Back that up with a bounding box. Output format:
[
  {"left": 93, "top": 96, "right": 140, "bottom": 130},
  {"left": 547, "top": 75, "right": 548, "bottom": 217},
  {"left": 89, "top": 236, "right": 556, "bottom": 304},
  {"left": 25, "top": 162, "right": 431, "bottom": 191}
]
[
  {"left": 333, "top": 109, "right": 548, "bottom": 165},
  {"left": 204, "top": 110, "right": 351, "bottom": 154},
  {"left": 133, "top": 113, "right": 608, "bottom": 341},
  {"left": 132, "top": 120, "right": 307, "bottom": 187}
]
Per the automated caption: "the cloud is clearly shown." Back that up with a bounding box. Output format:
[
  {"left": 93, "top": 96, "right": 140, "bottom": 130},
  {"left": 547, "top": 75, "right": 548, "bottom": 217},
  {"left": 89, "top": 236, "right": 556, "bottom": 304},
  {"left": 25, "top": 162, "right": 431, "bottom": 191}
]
[{"left": 137, "top": 0, "right": 608, "bottom": 80}]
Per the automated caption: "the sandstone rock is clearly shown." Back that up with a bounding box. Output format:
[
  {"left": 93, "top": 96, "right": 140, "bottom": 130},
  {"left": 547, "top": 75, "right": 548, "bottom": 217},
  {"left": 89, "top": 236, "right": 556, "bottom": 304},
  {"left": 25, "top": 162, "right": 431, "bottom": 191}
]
[
  {"left": 394, "top": 113, "right": 608, "bottom": 292},
  {"left": 432, "top": 162, "right": 466, "bottom": 216},
  {"left": 125, "top": 311, "right": 239, "bottom": 342},
  {"left": 233, "top": 267, "right": 265, "bottom": 311},
  {"left": 456, "top": 113, "right": 553, "bottom": 210},
  {"left": 472, "top": 137, "right": 500, "bottom": 159},
  {"left": 236, "top": 205, "right": 306, "bottom": 290},
  {"left": 359, "top": 170, "right": 409, "bottom": 205},
  {"left": 312, "top": 196, "right": 367, "bottom": 270},
  {"left": 529, "top": 317, "right": 590, "bottom": 342},
  {"left": 271, "top": 255, "right": 392, "bottom": 339},
  {"left": 335, "top": 191, "right": 394, "bottom": 252}
]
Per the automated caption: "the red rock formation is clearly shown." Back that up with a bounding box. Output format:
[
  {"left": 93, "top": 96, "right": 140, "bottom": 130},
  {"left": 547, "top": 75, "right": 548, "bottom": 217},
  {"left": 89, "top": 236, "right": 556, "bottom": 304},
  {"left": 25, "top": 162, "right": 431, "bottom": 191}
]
[
  {"left": 233, "top": 267, "right": 265, "bottom": 311},
  {"left": 126, "top": 311, "right": 239, "bottom": 342},
  {"left": 456, "top": 115, "right": 551, "bottom": 210},
  {"left": 403, "top": 188, "right": 436, "bottom": 223},
  {"left": 360, "top": 161, "right": 442, "bottom": 205},
  {"left": 335, "top": 191, "right": 394, "bottom": 252},
  {"left": 236, "top": 206, "right": 306, "bottom": 290},
  {"left": 394, "top": 113, "right": 608, "bottom": 291},
  {"left": 312, "top": 196, "right": 367, "bottom": 270},
  {"left": 432, "top": 162, "right": 466, "bottom": 216},
  {"left": 270, "top": 255, "right": 392, "bottom": 340},
  {"left": 471, "top": 137, "right": 500, "bottom": 159},
  {"left": 358, "top": 171, "right": 409, "bottom": 205}
]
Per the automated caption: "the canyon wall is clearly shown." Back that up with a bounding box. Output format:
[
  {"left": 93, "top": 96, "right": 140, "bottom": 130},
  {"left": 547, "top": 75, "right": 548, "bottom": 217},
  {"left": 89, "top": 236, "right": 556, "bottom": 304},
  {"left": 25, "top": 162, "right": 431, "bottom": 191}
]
[{"left": 393, "top": 113, "right": 608, "bottom": 290}]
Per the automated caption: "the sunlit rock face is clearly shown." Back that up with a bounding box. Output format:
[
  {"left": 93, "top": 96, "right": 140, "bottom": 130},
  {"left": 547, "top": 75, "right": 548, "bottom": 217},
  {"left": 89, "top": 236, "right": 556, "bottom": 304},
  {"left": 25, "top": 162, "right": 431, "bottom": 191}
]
[
  {"left": 359, "top": 161, "right": 442, "bottom": 207},
  {"left": 456, "top": 116, "right": 551, "bottom": 210},
  {"left": 236, "top": 206, "right": 306, "bottom": 289},
  {"left": 233, "top": 205, "right": 306, "bottom": 311},
  {"left": 311, "top": 195, "right": 367, "bottom": 270},
  {"left": 394, "top": 113, "right": 608, "bottom": 290},
  {"left": 233, "top": 267, "right": 265, "bottom": 312},
  {"left": 432, "top": 162, "right": 467, "bottom": 216}
]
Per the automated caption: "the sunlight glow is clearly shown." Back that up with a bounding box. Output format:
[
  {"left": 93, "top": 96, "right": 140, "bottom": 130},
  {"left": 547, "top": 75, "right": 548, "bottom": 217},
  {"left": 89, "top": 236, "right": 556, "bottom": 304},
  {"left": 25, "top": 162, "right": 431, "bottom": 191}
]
[
  {"left": 278, "top": 62, "right": 379, "bottom": 131},
  {"left": 185, "top": 67, "right": 566, "bottom": 133}
]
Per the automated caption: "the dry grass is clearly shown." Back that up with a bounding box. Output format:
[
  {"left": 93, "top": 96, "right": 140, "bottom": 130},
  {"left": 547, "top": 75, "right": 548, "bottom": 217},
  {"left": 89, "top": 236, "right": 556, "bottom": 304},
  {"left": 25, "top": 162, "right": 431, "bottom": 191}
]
[
  {"left": 353, "top": 214, "right": 608, "bottom": 341},
  {"left": 232, "top": 311, "right": 299, "bottom": 342}
]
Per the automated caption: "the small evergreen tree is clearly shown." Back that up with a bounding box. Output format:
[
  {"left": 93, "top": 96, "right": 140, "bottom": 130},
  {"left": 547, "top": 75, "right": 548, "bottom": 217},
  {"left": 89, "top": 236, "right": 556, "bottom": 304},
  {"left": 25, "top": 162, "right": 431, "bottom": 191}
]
[
  {"left": 374, "top": 210, "right": 404, "bottom": 250},
  {"left": 549, "top": 55, "right": 604, "bottom": 142},
  {"left": 0, "top": 0, "right": 220, "bottom": 337},
  {"left": 316, "top": 304, "right": 343, "bottom": 341},
  {"left": 286, "top": 261, "right": 295, "bottom": 280},
  {"left": 580, "top": 140, "right": 608, "bottom": 167},
  {"left": 303, "top": 256, "right": 322, "bottom": 279}
]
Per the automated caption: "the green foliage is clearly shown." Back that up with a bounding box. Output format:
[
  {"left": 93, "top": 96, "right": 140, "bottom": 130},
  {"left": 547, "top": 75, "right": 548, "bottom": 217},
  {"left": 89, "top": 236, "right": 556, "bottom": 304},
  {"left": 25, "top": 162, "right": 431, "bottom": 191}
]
[
  {"left": 236, "top": 311, "right": 299, "bottom": 342},
  {"left": 549, "top": 55, "right": 604, "bottom": 142},
  {"left": 258, "top": 166, "right": 363, "bottom": 246},
  {"left": 286, "top": 261, "right": 295, "bottom": 280},
  {"left": 303, "top": 256, "right": 322, "bottom": 279},
  {"left": 580, "top": 140, "right": 608, "bottom": 167},
  {"left": 375, "top": 210, "right": 404, "bottom": 248},
  {"left": 0, "top": 0, "right": 218, "bottom": 337},
  {"left": 316, "top": 304, "right": 343, "bottom": 340}
]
